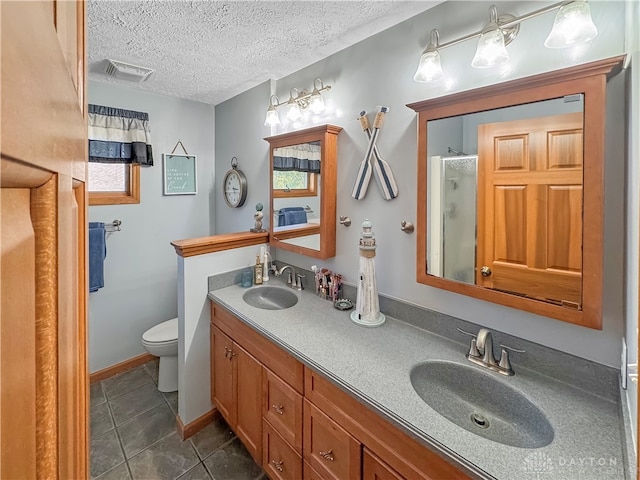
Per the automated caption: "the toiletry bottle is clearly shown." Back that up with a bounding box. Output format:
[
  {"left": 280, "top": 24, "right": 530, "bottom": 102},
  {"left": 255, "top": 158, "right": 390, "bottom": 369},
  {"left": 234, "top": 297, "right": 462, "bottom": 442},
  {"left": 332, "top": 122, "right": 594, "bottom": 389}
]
[
  {"left": 261, "top": 246, "right": 270, "bottom": 282},
  {"left": 254, "top": 255, "right": 263, "bottom": 285}
]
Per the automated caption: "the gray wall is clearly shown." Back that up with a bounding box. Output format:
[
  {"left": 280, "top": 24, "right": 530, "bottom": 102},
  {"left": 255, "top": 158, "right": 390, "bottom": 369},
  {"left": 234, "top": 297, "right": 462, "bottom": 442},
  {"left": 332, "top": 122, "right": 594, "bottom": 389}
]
[
  {"left": 88, "top": 81, "right": 215, "bottom": 372},
  {"left": 213, "top": 0, "right": 628, "bottom": 367},
  {"left": 215, "top": 81, "right": 271, "bottom": 233}
]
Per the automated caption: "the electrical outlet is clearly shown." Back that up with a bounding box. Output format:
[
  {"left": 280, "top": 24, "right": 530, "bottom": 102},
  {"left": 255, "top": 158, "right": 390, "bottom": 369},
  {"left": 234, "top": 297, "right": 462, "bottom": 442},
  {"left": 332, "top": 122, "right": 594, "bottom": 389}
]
[{"left": 621, "top": 338, "right": 628, "bottom": 390}]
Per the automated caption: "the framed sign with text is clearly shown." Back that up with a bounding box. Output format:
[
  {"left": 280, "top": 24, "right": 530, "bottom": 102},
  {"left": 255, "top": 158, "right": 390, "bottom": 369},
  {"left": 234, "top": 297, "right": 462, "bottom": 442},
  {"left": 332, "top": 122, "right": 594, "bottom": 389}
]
[{"left": 163, "top": 154, "right": 197, "bottom": 195}]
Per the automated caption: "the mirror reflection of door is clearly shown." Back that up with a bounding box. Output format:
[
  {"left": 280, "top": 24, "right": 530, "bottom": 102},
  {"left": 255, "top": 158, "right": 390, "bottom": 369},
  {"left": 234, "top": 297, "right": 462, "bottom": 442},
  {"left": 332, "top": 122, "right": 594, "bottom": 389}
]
[
  {"left": 426, "top": 95, "right": 585, "bottom": 308},
  {"left": 477, "top": 113, "right": 583, "bottom": 307}
]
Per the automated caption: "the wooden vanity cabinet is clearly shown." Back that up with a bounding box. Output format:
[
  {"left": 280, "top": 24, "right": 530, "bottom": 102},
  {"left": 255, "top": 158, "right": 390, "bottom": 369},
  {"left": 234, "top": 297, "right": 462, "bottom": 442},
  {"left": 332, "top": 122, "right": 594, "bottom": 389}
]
[
  {"left": 210, "top": 325, "right": 262, "bottom": 463},
  {"left": 210, "top": 301, "right": 471, "bottom": 480}
]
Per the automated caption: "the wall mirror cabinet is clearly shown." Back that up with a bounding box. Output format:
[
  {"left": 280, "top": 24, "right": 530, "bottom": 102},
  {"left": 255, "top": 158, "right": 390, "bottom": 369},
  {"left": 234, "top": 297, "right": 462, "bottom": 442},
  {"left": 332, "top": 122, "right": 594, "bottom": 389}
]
[
  {"left": 264, "top": 124, "right": 342, "bottom": 259},
  {"left": 408, "top": 56, "right": 624, "bottom": 329}
]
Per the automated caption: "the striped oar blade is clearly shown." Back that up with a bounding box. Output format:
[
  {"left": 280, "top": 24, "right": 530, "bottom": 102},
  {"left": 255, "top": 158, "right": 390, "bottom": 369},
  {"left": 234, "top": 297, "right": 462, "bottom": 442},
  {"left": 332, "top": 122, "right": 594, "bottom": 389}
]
[{"left": 351, "top": 110, "right": 378, "bottom": 199}]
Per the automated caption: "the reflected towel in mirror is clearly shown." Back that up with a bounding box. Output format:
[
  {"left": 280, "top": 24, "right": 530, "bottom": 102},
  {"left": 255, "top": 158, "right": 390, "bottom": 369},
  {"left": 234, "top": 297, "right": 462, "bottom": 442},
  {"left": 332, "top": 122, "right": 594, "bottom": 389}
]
[{"left": 278, "top": 207, "right": 307, "bottom": 226}]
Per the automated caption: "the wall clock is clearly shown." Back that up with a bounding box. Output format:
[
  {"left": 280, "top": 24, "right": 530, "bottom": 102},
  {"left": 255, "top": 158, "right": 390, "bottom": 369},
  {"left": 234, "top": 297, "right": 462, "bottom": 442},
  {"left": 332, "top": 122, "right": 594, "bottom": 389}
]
[{"left": 223, "top": 157, "right": 248, "bottom": 208}]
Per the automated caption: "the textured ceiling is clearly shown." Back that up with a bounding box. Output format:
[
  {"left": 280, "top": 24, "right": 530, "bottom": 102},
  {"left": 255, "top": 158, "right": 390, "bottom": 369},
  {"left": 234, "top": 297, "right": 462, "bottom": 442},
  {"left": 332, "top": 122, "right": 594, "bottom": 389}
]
[{"left": 88, "top": 1, "right": 441, "bottom": 105}]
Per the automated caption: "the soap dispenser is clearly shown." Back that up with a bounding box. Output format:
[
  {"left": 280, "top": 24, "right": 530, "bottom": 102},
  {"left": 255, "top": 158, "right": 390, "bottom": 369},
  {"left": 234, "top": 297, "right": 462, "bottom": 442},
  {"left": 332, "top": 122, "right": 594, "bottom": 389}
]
[{"left": 254, "top": 254, "right": 263, "bottom": 285}]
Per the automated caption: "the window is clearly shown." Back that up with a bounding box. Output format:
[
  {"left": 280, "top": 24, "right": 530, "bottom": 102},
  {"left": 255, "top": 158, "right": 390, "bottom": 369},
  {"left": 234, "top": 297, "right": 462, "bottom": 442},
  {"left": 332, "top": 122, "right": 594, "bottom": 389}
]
[
  {"left": 273, "top": 171, "right": 317, "bottom": 198},
  {"left": 88, "top": 162, "right": 140, "bottom": 205}
]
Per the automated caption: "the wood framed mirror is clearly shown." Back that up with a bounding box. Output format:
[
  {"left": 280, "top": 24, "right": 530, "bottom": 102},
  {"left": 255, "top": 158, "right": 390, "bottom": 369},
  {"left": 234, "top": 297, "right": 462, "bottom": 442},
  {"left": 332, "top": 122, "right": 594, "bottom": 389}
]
[
  {"left": 407, "top": 56, "right": 624, "bottom": 329},
  {"left": 264, "top": 124, "right": 342, "bottom": 259}
]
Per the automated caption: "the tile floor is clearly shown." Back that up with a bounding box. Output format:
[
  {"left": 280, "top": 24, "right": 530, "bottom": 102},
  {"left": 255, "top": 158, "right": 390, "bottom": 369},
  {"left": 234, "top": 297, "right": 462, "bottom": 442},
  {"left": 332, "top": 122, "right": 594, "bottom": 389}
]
[{"left": 90, "top": 361, "right": 266, "bottom": 480}]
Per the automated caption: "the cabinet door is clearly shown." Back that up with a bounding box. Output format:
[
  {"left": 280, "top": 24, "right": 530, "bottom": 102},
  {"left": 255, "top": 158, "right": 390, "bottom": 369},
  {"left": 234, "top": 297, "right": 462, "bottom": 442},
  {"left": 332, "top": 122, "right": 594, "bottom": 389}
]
[
  {"left": 236, "top": 343, "right": 262, "bottom": 465},
  {"left": 363, "top": 448, "right": 404, "bottom": 480},
  {"left": 211, "top": 325, "right": 236, "bottom": 427},
  {"left": 303, "top": 400, "right": 361, "bottom": 480}
]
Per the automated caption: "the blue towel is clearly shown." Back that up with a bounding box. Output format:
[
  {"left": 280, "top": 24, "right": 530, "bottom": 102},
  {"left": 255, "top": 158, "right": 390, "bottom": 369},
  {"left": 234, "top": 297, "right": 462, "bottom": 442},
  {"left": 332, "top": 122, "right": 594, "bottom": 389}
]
[
  {"left": 278, "top": 207, "right": 307, "bottom": 227},
  {"left": 89, "top": 222, "right": 106, "bottom": 292}
]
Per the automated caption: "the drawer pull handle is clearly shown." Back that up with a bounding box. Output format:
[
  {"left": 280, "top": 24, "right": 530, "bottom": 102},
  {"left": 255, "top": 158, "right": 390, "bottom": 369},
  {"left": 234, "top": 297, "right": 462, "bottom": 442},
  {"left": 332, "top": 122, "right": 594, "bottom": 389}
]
[
  {"left": 272, "top": 404, "right": 285, "bottom": 415},
  {"left": 224, "top": 346, "right": 231, "bottom": 359},
  {"left": 319, "top": 450, "right": 334, "bottom": 461},
  {"left": 271, "top": 460, "right": 284, "bottom": 472},
  {"left": 228, "top": 350, "right": 236, "bottom": 360}
]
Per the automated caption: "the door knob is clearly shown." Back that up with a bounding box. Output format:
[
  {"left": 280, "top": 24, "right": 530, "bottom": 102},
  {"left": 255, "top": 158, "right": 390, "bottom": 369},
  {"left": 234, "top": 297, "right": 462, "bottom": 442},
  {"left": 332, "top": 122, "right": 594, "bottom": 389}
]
[{"left": 480, "top": 266, "right": 492, "bottom": 277}]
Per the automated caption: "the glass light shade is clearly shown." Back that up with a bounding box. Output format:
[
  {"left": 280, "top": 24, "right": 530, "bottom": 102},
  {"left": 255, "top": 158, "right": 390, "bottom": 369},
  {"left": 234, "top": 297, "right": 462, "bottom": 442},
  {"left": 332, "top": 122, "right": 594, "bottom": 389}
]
[
  {"left": 544, "top": 1, "right": 598, "bottom": 48},
  {"left": 472, "top": 26, "right": 510, "bottom": 68},
  {"left": 287, "top": 102, "right": 302, "bottom": 121},
  {"left": 309, "top": 91, "right": 325, "bottom": 113},
  {"left": 264, "top": 107, "right": 280, "bottom": 126},
  {"left": 414, "top": 50, "right": 444, "bottom": 82}
]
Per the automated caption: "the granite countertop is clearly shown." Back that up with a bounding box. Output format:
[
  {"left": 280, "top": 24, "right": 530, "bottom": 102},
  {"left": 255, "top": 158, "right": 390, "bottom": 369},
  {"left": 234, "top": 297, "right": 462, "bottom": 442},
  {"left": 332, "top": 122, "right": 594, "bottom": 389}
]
[{"left": 208, "top": 283, "right": 627, "bottom": 480}]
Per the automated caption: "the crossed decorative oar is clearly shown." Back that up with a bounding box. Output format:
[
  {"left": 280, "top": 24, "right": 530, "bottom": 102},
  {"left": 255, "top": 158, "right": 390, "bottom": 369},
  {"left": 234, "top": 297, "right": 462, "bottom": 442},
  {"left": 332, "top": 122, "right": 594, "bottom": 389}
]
[{"left": 351, "top": 106, "right": 399, "bottom": 200}]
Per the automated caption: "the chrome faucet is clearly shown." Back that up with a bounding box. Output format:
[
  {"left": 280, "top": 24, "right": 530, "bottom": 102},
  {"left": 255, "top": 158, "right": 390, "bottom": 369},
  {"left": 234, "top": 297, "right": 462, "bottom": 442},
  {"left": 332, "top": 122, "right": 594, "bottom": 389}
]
[
  {"left": 476, "top": 329, "right": 498, "bottom": 368},
  {"left": 457, "top": 327, "right": 525, "bottom": 376},
  {"left": 276, "top": 265, "right": 295, "bottom": 286}
]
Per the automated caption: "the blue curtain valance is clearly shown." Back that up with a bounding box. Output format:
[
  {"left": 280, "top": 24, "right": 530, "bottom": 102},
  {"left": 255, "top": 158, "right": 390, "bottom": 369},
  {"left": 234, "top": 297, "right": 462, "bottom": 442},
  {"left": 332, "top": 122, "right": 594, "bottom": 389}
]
[
  {"left": 88, "top": 104, "right": 153, "bottom": 166},
  {"left": 273, "top": 142, "right": 321, "bottom": 173}
]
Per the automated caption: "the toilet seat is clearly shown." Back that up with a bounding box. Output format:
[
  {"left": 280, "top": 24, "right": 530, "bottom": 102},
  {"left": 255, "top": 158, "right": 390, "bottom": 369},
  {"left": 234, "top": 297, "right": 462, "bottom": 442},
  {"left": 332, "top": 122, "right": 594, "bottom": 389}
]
[{"left": 143, "top": 317, "right": 178, "bottom": 344}]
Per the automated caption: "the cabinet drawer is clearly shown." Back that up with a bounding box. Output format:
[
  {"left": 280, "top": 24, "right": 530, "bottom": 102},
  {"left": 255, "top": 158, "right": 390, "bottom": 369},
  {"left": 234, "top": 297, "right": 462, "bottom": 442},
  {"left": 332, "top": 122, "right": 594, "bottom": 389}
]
[
  {"left": 303, "top": 400, "right": 360, "bottom": 480},
  {"left": 363, "top": 448, "right": 404, "bottom": 480},
  {"left": 303, "top": 461, "right": 325, "bottom": 480},
  {"left": 263, "top": 420, "right": 302, "bottom": 480},
  {"left": 263, "top": 368, "right": 303, "bottom": 453}
]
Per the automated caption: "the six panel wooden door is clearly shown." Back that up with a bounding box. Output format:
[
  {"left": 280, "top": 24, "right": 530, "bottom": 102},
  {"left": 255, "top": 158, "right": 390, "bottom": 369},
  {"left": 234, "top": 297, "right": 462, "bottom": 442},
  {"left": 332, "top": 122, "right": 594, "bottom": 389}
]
[{"left": 477, "top": 113, "right": 583, "bottom": 307}]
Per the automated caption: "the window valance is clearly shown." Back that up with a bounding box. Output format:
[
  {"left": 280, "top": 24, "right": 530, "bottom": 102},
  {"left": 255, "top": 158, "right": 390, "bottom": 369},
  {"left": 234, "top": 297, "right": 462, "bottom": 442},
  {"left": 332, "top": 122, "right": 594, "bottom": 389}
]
[
  {"left": 273, "top": 142, "right": 320, "bottom": 173},
  {"left": 88, "top": 104, "right": 153, "bottom": 166}
]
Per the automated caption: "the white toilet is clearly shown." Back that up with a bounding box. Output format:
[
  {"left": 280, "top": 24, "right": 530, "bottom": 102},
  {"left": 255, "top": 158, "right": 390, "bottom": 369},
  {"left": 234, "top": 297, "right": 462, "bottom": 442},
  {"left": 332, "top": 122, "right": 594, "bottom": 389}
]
[{"left": 142, "top": 318, "right": 178, "bottom": 393}]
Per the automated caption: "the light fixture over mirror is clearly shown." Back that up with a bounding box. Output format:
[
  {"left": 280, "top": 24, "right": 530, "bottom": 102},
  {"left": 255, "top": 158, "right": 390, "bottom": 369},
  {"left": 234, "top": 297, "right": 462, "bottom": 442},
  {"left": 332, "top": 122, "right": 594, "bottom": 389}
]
[
  {"left": 471, "top": 6, "right": 514, "bottom": 68},
  {"left": 544, "top": 0, "right": 598, "bottom": 48},
  {"left": 413, "top": 1, "right": 598, "bottom": 82},
  {"left": 414, "top": 29, "right": 444, "bottom": 82},
  {"left": 264, "top": 78, "right": 332, "bottom": 126}
]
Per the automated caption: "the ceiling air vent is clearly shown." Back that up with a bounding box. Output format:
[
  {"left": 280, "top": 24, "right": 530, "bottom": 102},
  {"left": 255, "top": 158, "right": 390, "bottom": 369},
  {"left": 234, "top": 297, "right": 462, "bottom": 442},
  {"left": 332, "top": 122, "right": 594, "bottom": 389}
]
[{"left": 104, "top": 59, "right": 154, "bottom": 82}]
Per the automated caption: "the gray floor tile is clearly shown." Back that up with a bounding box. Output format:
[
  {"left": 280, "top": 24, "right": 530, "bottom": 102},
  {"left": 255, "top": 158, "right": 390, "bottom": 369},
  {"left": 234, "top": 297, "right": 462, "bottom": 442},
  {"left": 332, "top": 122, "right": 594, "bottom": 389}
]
[
  {"left": 128, "top": 432, "right": 199, "bottom": 480},
  {"left": 189, "top": 417, "right": 235, "bottom": 461},
  {"left": 110, "top": 382, "right": 164, "bottom": 426},
  {"left": 90, "top": 429, "right": 125, "bottom": 479},
  {"left": 91, "top": 402, "right": 115, "bottom": 438},
  {"left": 118, "top": 403, "right": 177, "bottom": 459},
  {"left": 91, "top": 381, "right": 106, "bottom": 408},
  {"left": 203, "top": 438, "right": 262, "bottom": 480},
  {"left": 103, "top": 366, "right": 154, "bottom": 400},
  {"left": 94, "top": 461, "right": 132, "bottom": 480},
  {"left": 144, "top": 360, "right": 159, "bottom": 385},
  {"left": 177, "top": 463, "right": 212, "bottom": 480},
  {"left": 163, "top": 390, "right": 179, "bottom": 414}
]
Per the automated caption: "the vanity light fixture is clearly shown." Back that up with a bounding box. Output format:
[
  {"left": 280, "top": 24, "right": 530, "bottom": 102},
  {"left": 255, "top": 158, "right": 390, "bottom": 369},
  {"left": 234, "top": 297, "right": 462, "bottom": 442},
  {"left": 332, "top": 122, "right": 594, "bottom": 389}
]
[
  {"left": 413, "top": 1, "right": 598, "bottom": 82},
  {"left": 471, "top": 5, "right": 515, "bottom": 69},
  {"left": 263, "top": 77, "right": 332, "bottom": 126},
  {"left": 544, "top": 0, "right": 598, "bottom": 48},
  {"left": 414, "top": 29, "right": 444, "bottom": 82},
  {"left": 264, "top": 95, "right": 281, "bottom": 126}
]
